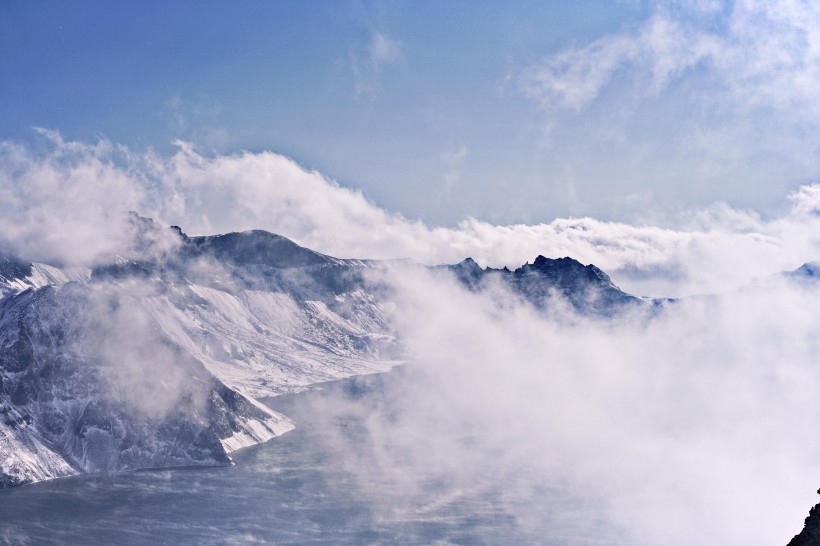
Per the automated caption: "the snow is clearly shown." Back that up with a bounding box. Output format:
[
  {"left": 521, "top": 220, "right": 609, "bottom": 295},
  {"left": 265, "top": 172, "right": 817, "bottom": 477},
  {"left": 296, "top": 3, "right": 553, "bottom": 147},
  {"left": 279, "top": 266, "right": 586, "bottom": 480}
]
[
  {"left": 142, "top": 280, "right": 400, "bottom": 398},
  {"left": 0, "top": 245, "right": 401, "bottom": 488},
  {"left": 0, "top": 421, "right": 77, "bottom": 487}
]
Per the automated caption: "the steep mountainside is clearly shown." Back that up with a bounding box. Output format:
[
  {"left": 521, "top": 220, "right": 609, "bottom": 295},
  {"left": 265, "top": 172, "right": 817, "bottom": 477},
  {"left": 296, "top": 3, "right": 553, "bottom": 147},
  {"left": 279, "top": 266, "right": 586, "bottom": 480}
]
[
  {"left": 0, "top": 218, "right": 400, "bottom": 487},
  {"left": 0, "top": 282, "right": 294, "bottom": 487}
]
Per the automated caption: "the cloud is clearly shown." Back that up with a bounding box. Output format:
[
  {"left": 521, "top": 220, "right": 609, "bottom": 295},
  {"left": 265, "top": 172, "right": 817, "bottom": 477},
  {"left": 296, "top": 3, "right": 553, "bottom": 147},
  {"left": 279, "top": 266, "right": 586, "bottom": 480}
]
[
  {"left": 519, "top": 13, "right": 720, "bottom": 110},
  {"left": 2, "top": 133, "right": 820, "bottom": 298},
  {"left": 293, "top": 265, "right": 820, "bottom": 545},
  {"left": 519, "top": 1, "right": 820, "bottom": 117},
  {"left": 160, "top": 95, "right": 228, "bottom": 147},
  {"left": 71, "top": 279, "right": 211, "bottom": 419},
  {"left": 0, "top": 131, "right": 145, "bottom": 266},
  {"left": 513, "top": 1, "right": 820, "bottom": 223},
  {"left": 350, "top": 31, "right": 402, "bottom": 98}
]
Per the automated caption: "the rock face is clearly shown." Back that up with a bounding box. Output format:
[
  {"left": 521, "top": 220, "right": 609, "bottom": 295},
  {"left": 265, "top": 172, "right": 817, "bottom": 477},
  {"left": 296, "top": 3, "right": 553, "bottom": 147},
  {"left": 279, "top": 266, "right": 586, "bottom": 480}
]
[
  {"left": 446, "top": 255, "right": 652, "bottom": 317},
  {"left": 788, "top": 492, "right": 820, "bottom": 546}
]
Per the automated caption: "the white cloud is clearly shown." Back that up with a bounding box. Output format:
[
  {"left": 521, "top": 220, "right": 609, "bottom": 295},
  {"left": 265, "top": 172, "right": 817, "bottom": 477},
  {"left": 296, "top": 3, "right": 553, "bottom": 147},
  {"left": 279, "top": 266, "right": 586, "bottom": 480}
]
[
  {"left": 520, "top": 13, "right": 720, "bottom": 110},
  {"left": 789, "top": 183, "right": 820, "bottom": 216},
  {"left": 0, "top": 131, "right": 145, "bottom": 265},
  {"left": 1, "top": 134, "right": 819, "bottom": 297},
  {"left": 296, "top": 266, "right": 820, "bottom": 545},
  {"left": 511, "top": 0, "right": 820, "bottom": 238},
  {"left": 520, "top": 1, "right": 820, "bottom": 125}
]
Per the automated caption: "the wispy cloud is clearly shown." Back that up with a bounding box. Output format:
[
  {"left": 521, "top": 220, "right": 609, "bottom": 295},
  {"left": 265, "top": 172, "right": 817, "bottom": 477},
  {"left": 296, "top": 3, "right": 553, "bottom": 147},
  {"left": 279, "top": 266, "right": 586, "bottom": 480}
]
[
  {"left": 369, "top": 32, "right": 400, "bottom": 67},
  {"left": 439, "top": 144, "right": 468, "bottom": 194},
  {"left": 520, "top": 1, "right": 820, "bottom": 118},
  {"left": 513, "top": 1, "right": 820, "bottom": 224},
  {"left": 160, "top": 95, "right": 228, "bottom": 147},
  {"left": 520, "top": 13, "right": 720, "bottom": 110},
  {"left": 351, "top": 31, "right": 402, "bottom": 98}
]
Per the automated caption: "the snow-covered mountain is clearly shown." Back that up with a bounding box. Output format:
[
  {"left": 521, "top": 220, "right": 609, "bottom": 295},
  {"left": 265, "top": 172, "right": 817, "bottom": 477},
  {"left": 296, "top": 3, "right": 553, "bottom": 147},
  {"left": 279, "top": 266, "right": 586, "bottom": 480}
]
[
  {"left": 0, "top": 214, "right": 658, "bottom": 488},
  {"left": 0, "top": 217, "right": 401, "bottom": 487},
  {"left": 446, "top": 255, "right": 655, "bottom": 316}
]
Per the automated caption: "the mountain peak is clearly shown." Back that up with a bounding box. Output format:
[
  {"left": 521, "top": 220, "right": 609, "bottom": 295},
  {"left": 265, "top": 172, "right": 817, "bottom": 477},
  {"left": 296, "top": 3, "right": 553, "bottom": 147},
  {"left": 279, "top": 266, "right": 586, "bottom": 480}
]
[
  {"left": 792, "top": 261, "right": 820, "bottom": 278},
  {"left": 186, "top": 230, "right": 333, "bottom": 269},
  {"left": 532, "top": 255, "right": 582, "bottom": 269}
]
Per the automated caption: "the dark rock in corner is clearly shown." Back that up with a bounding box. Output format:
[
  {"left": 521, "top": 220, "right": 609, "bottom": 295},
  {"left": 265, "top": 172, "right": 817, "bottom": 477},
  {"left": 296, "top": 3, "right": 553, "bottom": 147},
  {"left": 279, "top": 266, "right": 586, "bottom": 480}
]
[{"left": 788, "top": 490, "right": 820, "bottom": 546}]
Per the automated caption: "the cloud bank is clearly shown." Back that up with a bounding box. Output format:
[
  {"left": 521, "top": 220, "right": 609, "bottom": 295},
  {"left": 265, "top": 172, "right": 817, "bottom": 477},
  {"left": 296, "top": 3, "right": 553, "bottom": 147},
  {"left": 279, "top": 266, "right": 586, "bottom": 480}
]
[{"left": 2, "top": 132, "right": 819, "bottom": 297}]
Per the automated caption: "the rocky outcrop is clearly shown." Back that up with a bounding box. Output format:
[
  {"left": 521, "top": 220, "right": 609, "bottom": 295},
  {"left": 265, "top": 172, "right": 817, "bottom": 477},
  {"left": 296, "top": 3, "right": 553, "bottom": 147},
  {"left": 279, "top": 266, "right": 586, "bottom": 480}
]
[{"left": 788, "top": 491, "right": 820, "bottom": 546}]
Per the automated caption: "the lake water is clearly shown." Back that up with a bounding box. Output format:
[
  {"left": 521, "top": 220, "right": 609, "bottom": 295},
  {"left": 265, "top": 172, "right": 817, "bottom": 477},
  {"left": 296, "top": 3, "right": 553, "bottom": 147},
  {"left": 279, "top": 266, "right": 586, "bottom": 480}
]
[{"left": 0, "top": 369, "right": 611, "bottom": 545}]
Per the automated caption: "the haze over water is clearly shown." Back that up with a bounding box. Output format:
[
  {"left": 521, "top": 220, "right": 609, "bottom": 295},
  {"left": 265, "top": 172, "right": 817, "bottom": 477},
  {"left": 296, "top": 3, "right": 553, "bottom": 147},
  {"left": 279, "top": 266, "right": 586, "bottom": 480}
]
[{"left": 0, "top": 370, "right": 611, "bottom": 545}]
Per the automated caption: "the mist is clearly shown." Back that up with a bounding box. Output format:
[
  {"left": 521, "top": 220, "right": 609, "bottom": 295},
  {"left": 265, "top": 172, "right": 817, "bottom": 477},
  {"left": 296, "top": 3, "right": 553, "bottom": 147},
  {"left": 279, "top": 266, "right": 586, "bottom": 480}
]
[{"left": 290, "top": 266, "right": 820, "bottom": 545}]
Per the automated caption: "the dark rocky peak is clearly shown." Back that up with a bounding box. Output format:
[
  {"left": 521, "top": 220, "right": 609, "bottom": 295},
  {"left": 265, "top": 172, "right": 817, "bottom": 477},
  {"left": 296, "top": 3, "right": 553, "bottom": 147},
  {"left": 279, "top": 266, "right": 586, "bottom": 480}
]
[
  {"left": 788, "top": 489, "right": 820, "bottom": 546},
  {"left": 185, "top": 230, "right": 333, "bottom": 269},
  {"left": 451, "top": 257, "right": 482, "bottom": 274},
  {"left": 0, "top": 249, "right": 32, "bottom": 283},
  {"left": 516, "top": 255, "right": 616, "bottom": 289},
  {"left": 441, "top": 254, "right": 643, "bottom": 316},
  {"left": 170, "top": 225, "right": 189, "bottom": 242},
  {"left": 446, "top": 257, "right": 488, "bottom": 290}
]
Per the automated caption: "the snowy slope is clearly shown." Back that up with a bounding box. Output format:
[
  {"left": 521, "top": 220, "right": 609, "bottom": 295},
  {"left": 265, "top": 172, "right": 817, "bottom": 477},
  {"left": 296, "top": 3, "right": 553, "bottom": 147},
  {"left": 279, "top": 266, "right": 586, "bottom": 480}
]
[
  {"left": 0, "top": 220, "right": 400, "bottom": 487},
  {"left": 0, "top": 282, "right": 297, "bottom": 487}
]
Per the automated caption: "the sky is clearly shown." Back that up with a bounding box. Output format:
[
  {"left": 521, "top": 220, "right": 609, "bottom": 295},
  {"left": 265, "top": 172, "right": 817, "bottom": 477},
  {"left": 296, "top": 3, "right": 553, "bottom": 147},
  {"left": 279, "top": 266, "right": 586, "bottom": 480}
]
[{"left": 4, "top": 0, "right": 820, "bottom": 227}]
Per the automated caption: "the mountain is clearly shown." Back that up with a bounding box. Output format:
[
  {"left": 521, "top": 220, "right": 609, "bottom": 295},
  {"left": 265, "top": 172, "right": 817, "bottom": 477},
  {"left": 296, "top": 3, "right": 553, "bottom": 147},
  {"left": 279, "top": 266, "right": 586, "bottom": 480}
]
[
  {"left": 785, "top": 261, "right": 820, "bottom": 281},
  {"left": 0, "top": 218, "right": 400, "bottom": 488},
  {"left": 0, "top": 215, "right": 650, "bottom": 488},
  {"left": 446, "top": 255, "right": 653, "bottom": 316}
]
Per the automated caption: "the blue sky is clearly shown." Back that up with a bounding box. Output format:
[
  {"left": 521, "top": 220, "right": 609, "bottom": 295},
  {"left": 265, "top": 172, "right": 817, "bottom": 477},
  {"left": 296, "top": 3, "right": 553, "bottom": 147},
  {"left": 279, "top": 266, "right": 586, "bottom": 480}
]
[{"left": 3, "top": 1, "right": 820, "bottom": 226}]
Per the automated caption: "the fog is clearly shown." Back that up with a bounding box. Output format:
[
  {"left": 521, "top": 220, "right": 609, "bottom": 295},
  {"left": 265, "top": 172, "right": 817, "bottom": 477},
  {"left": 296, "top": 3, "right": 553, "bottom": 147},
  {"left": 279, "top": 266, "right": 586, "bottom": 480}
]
[
  {"left": 80, "top": 279, "right": 212, "bottom": 420},
  {"left": 293, "top": 267, "right": 820, "bottom": 545}
]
